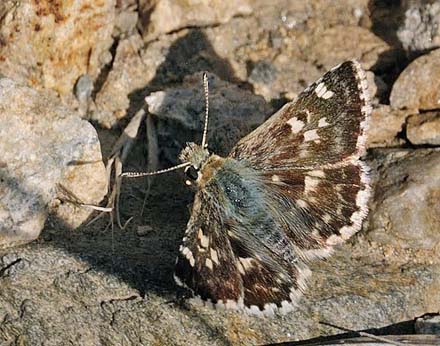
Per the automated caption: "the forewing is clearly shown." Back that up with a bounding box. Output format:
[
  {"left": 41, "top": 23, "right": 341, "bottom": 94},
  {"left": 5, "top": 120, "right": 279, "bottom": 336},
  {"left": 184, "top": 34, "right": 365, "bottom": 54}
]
[
  {"left": 227, "top": 60, "right": 371, "bottom": 258},
  {"left": 230, "top": 60, "right": 371, "bottom": 169}
]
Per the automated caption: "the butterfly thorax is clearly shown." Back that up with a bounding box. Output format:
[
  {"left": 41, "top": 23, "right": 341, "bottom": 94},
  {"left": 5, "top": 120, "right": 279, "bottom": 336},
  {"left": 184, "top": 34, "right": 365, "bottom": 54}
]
[{"left": 179, "top": 142, "right": 225, "bottom": 186}]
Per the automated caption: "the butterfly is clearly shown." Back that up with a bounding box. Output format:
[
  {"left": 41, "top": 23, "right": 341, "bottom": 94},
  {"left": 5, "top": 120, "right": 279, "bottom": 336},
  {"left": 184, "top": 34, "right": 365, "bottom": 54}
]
[{"left": 123, "top": 60, "right": 371, "bottom": 316}]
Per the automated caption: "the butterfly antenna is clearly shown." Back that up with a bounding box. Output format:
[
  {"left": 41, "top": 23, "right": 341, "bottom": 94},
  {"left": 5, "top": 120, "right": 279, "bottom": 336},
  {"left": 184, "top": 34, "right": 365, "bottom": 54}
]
[
  {"left": 201, "top": 72, "right": 210, "bottom": 149},
  {"left": 121, "top": 162, "right": 191, "bottom": 178}
]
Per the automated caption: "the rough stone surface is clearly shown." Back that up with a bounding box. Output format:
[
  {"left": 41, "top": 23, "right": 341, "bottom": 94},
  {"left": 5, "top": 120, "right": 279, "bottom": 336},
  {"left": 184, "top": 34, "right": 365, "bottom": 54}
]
[
  {"left": 407, "top": 112, "right": 440, "bottom": 146},
  {"left": 145, "top": 72, "right": 272, "bottom": 158},
  {"left": 367, "top": 105, "right": 407, "bottom": 148},
  {"left": 367, "top": 149, "right": 440, "bottom": 251},
  {"left": 93, "top": 34, "right": 147, "bottom": 128},
  {"left": 415, "top": 314, "right": 440, "bottom": 334},
  {"left": 0, "top": 78, "right": 106, "bottom": 248},
  {"left": 0, "top": 0, "right": 115, "bottom": 95},
  {"left": 114, "top": 0, "right": 138, "bottom": 37},
  {"left": 397, "top": 0, "right": 440, "bottom": 53},
  {"left": 94, "top": 0, "right": 378, "bottom": 127},
  {"left": 307, "top": 26, "right": 390, "bottom": 71},
  {"left": 390, "top": 48, "right": 440, "bottom": 111},
  {"left": 1, "top": 0, "right": 439, "bottom": 344},
  {"left": 138, "top": 0, "right": 253, "bottom": 42}
]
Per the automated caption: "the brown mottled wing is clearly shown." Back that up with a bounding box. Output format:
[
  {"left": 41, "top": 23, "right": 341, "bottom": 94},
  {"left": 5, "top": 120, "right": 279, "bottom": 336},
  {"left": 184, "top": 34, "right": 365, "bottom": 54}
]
[
  {"left": 229, "top": 60, "right": 371, "bottom": 257},
  {"left": 174, "top": 164, "right": 311, "bottom": 316},
  {"left": 230, "top": 61, "right": 370, "bottom": 169},
  {"left": 258, "top": 163, "right": 370, "bottom": 260}
]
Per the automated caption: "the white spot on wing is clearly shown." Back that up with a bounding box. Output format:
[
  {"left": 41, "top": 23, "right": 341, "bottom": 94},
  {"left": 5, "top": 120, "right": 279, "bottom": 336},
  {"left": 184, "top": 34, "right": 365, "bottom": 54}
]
[
  {"left": 304, "top": 129, "right": 319, "bottom": 142},
  {"left": 315, "top": 82, "right": 334, "bottom": 99},
  {"left": 315, "top": 82, "right": 325, "bottom": 96},
  {"left": 272, "top": 174, "right": 280, "bottom": 182},
  {"left": 198, "top": 228, "right": 209, "bottom": 248},
  {"left": 322, "top": 213, "right": 332, "bottom": 223},
  {"left": 304, "top": 176, "right": 319, "bottom": 194},
  {"left": 210, "top": 248, "right": 219, "bottom": 264},
  {"left": 236, "top": 260, "right": 245, "bottom": 275},
  {"left": 239, "top": 257, "right": 254, "bottom": 270},
  {"left": 305, "top": 109, "right": 313, "bottom": 123},
  {"left": 321, "top": 89, "right": 334, "bottom": 99},
  {"left": 308, "top": 169, "right": 325, "bottom": 178},
  {"left": 181, "top": 247, "right": 195, "bottom": 266},
  {"left": 205, "top": 258, "right": 213, "bottom": 270},
  {"left": 296, "top": 199, "right": 308, "bottom": 209},
  {"left": 286, "top": 117, "right": 305, "bottom": 133},
  {"left": 318, "top": 117, "right": 330, "bottom": 127}
]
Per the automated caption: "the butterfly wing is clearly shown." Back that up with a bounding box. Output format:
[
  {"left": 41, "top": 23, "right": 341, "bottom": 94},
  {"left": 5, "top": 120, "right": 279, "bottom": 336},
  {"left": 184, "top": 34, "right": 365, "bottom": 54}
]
[
  {"left": 230, "top": 60, "right": 370, "bottom": 169},
  {"left": 229, "top": 60, "right": 371, "bottom": 257},
  {"left": 174, "top": 158, "right": 311, "bottom": 315}
]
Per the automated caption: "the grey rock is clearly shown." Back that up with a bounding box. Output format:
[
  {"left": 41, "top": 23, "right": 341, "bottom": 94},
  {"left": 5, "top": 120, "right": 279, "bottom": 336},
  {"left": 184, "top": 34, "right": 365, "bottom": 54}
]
[
  {"left": 367, "top": 149, "right": 440, "bottom": 251},
  {"left": 248, "top": 60, "right": 278, "bottom": 85},
  {"left": 407, "top": 112, "right": 440, "bottom": 146},
  {"left": 145, "top": 72, "right": 273, "bottom": 158},
  {"left": 390, "top": 48, "right": 440, "bottom": 111},
  {"left": 415, "top": 314, "right": 440, "bottom": 334},
  {"left": 74, "top": 75, "right": 94, "bottom": 105},
  {"left": 0, "top": 78, "right": 106, "bottom": 248},
  {"left": 397, "top": 0, "right": 440, "bottom": 53},
  {"left": 74, "top": 74, "right": 94, "bottom": 117},
  {"left": 0, "top": 0, "right": 115, "bottom": 95}
]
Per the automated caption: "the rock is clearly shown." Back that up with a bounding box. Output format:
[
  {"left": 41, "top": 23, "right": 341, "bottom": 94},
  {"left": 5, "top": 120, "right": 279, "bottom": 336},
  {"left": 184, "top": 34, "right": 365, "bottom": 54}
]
[
  {"left": 415, "top": 314, "right": 440, "bottom": 334},
  {"left": 0, "top": 0, "right": 115, "bottom": 95},
  {"left": 367, "top": 149, "right": 440, "bottom": 251},
  {"left": 93, "top": 34, "right": 148, "bottom": 128},
  {"left": 138, "top": 0, "right": 252, "bottom": 42},
  {"left": 367, "top": 105, "right": 407, "bottom": 148},
  {"left": 248, "top": 56, "right": 322, "bottom": 102},
  {"left": 390, "top": 49, "right": 440, "bottom": 111},
  {"left": 397, "top": 0, "right": 440, "bottom": 53},
  {"left": 0, "top": 78, "right": 106, "bottom": 248},
  {"left": 137, "top": 225, "right": 153, "bottom": 236},
  {"left": 307, "top": 26, "right": 391, "bottom": 71},
  {"left": 93, "top": 28, "right": 236, "bottom": 128},
  {"left": 74, "top": 74, "right": 94, "bottom": 117},
  {"left": 145, "top": 72, "right": 273, "bottom": 158},
  {"left": 114, "top": 0, "right": 139, "bottom": 37},
  {"left": 94, "top": 1, "right": 376, "bottom": 125},
  {"left": 407, "top": 112, "right": 440, "bottom": 146}
]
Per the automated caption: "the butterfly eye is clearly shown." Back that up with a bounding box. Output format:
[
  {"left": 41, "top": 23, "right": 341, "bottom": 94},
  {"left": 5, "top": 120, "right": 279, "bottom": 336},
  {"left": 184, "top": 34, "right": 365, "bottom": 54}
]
[{"left": 185, "top": 166, "right": 199, "bottom": 181}]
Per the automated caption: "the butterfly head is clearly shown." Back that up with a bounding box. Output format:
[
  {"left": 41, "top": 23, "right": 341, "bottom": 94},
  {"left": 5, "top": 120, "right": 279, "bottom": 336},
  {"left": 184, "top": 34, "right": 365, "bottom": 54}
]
[{"left": 179, "top": 142, "right": 210, "bottom": 185}]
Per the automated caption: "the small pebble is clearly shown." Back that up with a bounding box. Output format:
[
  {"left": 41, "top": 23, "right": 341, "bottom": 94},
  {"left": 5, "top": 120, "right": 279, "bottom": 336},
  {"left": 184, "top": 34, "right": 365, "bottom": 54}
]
[{"left": 137, "top": 225, "right": 153, "bottom": 236}]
